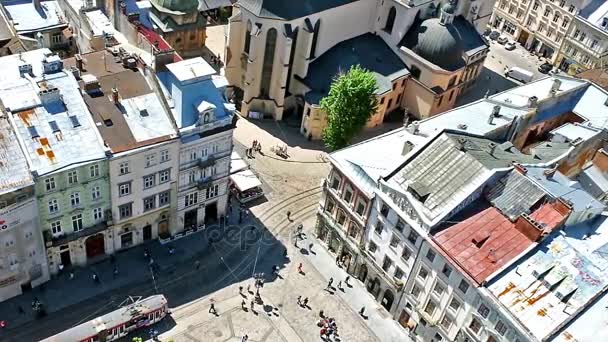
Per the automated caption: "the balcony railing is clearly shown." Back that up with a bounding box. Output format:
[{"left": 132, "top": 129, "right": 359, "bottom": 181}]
[
  {"left": 196, "top": 177, "right": 213, "bottom": 190},
  {"left": 43, "top": 220, "right": 109, "bottom": 248},
  {"left": 197, "top": 154, "right": 216, "bottom": 169}
]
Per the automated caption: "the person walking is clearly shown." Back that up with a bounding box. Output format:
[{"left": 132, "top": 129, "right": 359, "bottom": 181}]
[
  {"left": 308, "top": 242, "right": 314, "bottom": 252},
  {"left": 241, "top": 300, "right": 246, "bottom": 311},
  {"left": 337, "top": 280, "right": 342, "bottom": 290},
  {"left": 328, "top": 277, "right": 334, "bottom": 287},
  {"left": 92, "top": 273, "right": 99, "bottom": 284},
  {"left": 335, "top": 255, "right": 341, "bottom": 266},
  {"left": 250, "top": 300, "right": 255, "bottom": 312},
  {"left": 209, "top": 303, "right": 217, "bottom": 315},
  {"left": 345, "top": 275, "right": 350, "bottom": 286},
  {"left": 359, "top": 306, "right": 365, "bottom": 316},
  {"left": 239, "top": 286, "right": 243, "bottom": 295},
  {"left": 69, "top": 271, "right": 74, "bottom": 280},
  {"left": 194, "top": 260, "right": 201, "bottom": 270},
  {"left": 286, "top": 210, "right": 291, "bottom": 221},
  {"left": 297, "top": 296, "right": 302, "bottom": 306},
  {"left": 297, "top": 263, "right": 303, "bottom": 274},
  {"left": 303, "top": 297, "right": 309, "bottom": 307}
]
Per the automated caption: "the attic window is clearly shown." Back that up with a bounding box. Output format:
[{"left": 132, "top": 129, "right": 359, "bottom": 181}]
[
  {"left": 69, "top": 115, "right": 80, "bottom": 128},
  {"left": 472, "top": 234, "right": 490, "bottom": 248},
  {"left": 49, "top": 121, "right": 60, "bottom": 133},
  {"left": 28, "top": 126, "right": 39, "bottom": 139}
]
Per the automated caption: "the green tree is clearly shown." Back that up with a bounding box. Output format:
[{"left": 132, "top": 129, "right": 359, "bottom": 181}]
[{"left": 320, "top": 65, "right": 378, "bottom": 150}]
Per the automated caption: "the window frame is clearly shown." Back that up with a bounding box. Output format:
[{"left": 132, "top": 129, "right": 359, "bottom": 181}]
[
  {"left": 71, "top": 213, "right": 83, "bottom": 232},
  {"left": 118, "top": 203, "right": 133, "bottom": 219},
  {"left": 118, "top": 182, "right": 131, "bottom": 197},
  {"left": 119, "top": 161, "right": 130, "bottom": 175},
  {"left": 143, "top": 174, "right": 156, "bottom": 189}
]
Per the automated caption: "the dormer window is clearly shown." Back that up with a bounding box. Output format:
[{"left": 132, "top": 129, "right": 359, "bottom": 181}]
[
  {"left": 203, "top": 113, "right": 210, "bottom": 123},
  {"left": 197, "top": 100, "right": 216, "bottom": 126}
]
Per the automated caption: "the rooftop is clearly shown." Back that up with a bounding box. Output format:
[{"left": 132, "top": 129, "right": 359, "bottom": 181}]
[
  {"left": 486, "top": 170, "right": 547, "bottom": 220},
  {"left": 3, "top": 0, "right": 67, "bottom": 34},
  {"left": 0, "top": 49, "right": 107, "bottom": 176},
  {"left": 238, "top": 0, "right": 358, "bottom": 20},
  {"left": 488, "top": 214, "right": 608, "bottom": 340},
  {"left": 0, "top": 116, "right": 33, "bottom": 195},
  {"left": 158, "top": 57, "right": 232, "bottom": 130},
  {"left": 85, "top": 10, "right": 115, "bottom": 37},
  {"left": 578, "top": 0, "right": 608, "bottom": 29},
  {"left": 329, "top": 127, "right": 428, "bottom": 197},
  {"left": 302, "top": 33, "right": 409, "bottom": 104},
  {"left": 434, "top": 199, "right": 566, "bottom": 284},
  {"left": 524, "top": 166, "right": 605, "bottom": 213},
  {"left": 576, "top": 68, "right": 608, "bottom": 91},
  {"left": 400, "top": 16, "right": 486, "bottom": 71},
  {"left": 63, "top": 51, "right": 176, "bottom": 153},
  {"left": 385, "top": 132, "right": 545, "bottom": 223}
]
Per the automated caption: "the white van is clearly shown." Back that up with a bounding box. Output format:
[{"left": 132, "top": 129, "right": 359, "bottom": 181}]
[{"left": 505, "top": 67, "right": 534, "bottom": 83}]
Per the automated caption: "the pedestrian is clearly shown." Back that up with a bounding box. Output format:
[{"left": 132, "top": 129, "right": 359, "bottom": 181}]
[
  {"left": 69, "top": 271, "right": 74, "bottom": 280},
  {"left": 303, "top": 297, "right": 309, "bottom": 307},
  {"left": 297, "top": 296, "right": 302, "bottom": 305},
  {"left": 113, "top": 266, "right": 119, "bottom": 278},
  {"left": 247, "top": 284, "right": 251, "bottom": 293},
  {"left": 345, "top": 275, "right": 350, "bottom": 286},
  {"left": 328, "top": 277, "right": 334, "bottom": 287},
  {"left": 242, "top": 334, "right": 249, "bottom": 342},
  {"left": 239, "top": 286, "right": 243, "bottom": 294},
  {"left": 297, "top": 263, "right": 303, "bottom": 274},
  {"left": 58, "top": 263, "right": 64, "bottom": 273},
  {"left": 241, "top": 300, "right": 246, "bottom": 310},
  {"left": 209, "top": 303, "right": 217, "bottom": 314},
  {"left": 250, "top": 300, "right": 254, "bottom": 311},
  {"left": 195, "top": 260, "right": 201, "bottom": 270},
  {"left": 286, "top": 210, "right": 291, "bottom": 221},
  {"left": 92, "top": 273, "right": 99, "bottom": 283},
  {"left": 337, "top": 280, "right": 342, "bottom": 290},
  {"left": 319, "top": 309, "right": 324, "bottom": 318},
  {"left": 335, "top": 255, "right": 341, "bottom": 266},
  {"left": 309, "top": 242, "right": 314, "bottom": 252},
  {"left": 359, "top": 306, "right": 365, "bottom": 316}
]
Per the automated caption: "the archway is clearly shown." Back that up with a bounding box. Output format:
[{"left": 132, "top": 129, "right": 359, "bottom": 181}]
[
  {"left": 381, "top": 289, "right": 395, "bottom": 312},
  {"left": 358, "top": 263, "right": 368, "bottom": 282},
  {"left": 368, "top": 277, "right": 381, "bottom": 297},
  {"left": 85, "top": 234, "right": 105, "bottom": 258}
]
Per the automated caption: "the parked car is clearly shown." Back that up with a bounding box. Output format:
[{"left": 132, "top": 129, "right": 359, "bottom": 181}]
[
  {"left": 489, "top": 30, "right": 500, "bottom": 40},
  {"left": 538, "top": 62, "right": 553, "bottom": 74},
  {"left": 505, "top": 67, "right": 534, "bottom": 83},
  {"left": 497, "top": 35, "right": 509, "bottom": 44},
  {"left": 504, "top": 41, "right": 516, "bottom": 50}
]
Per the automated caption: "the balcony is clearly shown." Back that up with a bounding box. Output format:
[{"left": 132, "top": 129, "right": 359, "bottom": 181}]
[
  {"left": 196, "top": 177, "right": 213, "bottom": 190},
  {"left": 43, "top": 220, "right": 109, "bottom": 248},
  {"left": 197, "top": 154, "right": 216, "bottom": 169}
]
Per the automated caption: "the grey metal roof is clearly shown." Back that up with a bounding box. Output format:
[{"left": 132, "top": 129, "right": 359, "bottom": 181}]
[
  {"left": 486, "top": 170, "right": 546, "bottom": 220},
  {"left": 302, "top": 33, "right": 409, "bottom": 104},
  {"left": 387, "top": 132, "right": 546, "bottom": 222},
  {"left": 238, "top": 0, "right": 358, "bottom": 20},
  {"left": 400, "top": 16, "right": 486, "bottom": 71},
  {"left": 577, "top": 163, "right": 608, "bottom": 202}
]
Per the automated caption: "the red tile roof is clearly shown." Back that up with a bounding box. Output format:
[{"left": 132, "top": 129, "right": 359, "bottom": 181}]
[{"left": 433, "top": 202, "right": 567, "bottom": 285}]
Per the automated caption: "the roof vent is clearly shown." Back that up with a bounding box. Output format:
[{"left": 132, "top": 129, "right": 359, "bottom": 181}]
[
  {"left": 527, "top": 96, "right": 538, "bottom": 108},
  {"left": 18, "top": 63, "right": 33, "bottom": 77},
  {"left": 406, "top": 121, "right": 419, "bottom": 135},
  {"left": 457, "top": 123, "right": 468, "bottom": 130},
  {"left": 513, "top": 163, "right": 528, "bottom": 174},
  {"left": 489, "top": 142, "right": 498, "bottom": 155},
  {"left": 550, "top": 79, "right": 562, "bottom": 96},
  {"left": 402, "top": 140, "right": 414, "bottom": 156}
]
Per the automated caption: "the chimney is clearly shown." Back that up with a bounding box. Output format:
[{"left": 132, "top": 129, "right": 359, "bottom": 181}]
[
  {"left": 406, "top": 121, "right": 419, "bottom": 135},
  {"left": 75, "top": 54, "right": 83, "bottom": 71},
  {"left": 515, "top": 213, "right": 543, "bottom": 241},
  {"left": 513, "top": 163, "right": 528, "bottom": 174},
  {"left": 527, "top": 96, "right": 538, "bottom": 108},
  {"left": 543, "top": 167, "right": 557, "bottom": 179},
  {"left": 488, "top": 105, "right": 500, "bottom": 124},
  {"left": 489, "top": 142, "right": 497, "bottom": 155},
  {"left": 111, "top": 87, "right": 120, "bottom": 104},
  {"left": 550, "top": 79, "right": 562, "bottom": 96}
]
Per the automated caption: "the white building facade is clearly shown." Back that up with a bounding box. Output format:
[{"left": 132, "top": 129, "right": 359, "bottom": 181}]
[{"left": 109, "top": 140, "right": 180, "bottom": 249}]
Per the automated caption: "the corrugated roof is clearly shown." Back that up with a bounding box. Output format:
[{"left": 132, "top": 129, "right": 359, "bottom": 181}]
[
  {"left": 0, "top": 116, "right": 33, "bottom": 194},
  {"left": 486, "top": 171, "right": 546, "bottom": 220}
]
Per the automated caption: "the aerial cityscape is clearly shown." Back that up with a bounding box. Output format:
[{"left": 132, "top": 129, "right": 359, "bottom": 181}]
[{"left": 0, "top": 0, "right": 607, "bottom": 341}]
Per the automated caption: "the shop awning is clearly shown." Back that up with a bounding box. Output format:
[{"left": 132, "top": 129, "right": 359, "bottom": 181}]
[
  {"left": 230, "top": 169, "right": 262, "bottom": 192},
  {"left": 230, "top": 151, "right": 248, "bottom": 174}
]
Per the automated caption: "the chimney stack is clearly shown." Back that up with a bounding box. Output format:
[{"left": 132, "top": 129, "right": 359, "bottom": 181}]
[
  {"left": 488, "top": 105, "right": 500, "bottom": 124},
  {"left": 489, "top": 142, "right": 497, "bottom": 155},
  {"left": 112, "top": 87, "right": 120, "bottom": 104},
  {"left": 550, "top": 79, "right": 562, "bottom": 96},
  {"left": 406, "top": 121, "right": 419, "bottom": 135},
  {"left": 527, "top": 96, "right": 538, "bottom": 108},
  {"left": 515, "top": 213, "right": 544, "bottom": 242},
  {"left": 75, "top": 54, "right": 83, "bottom": 71},
  {"left": 513, "top": 163, "right": 528, "bottom": 174}
]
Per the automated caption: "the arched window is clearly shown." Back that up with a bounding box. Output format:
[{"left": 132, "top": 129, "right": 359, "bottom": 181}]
[
  {"left": 385, "top": 7, "right": 397, "bottom": 34},
  {"left": 244, "top": 20, "right": 252, "bottom": 54},
  {"left": 260, "top": 28, "right": 277, "bottom": 98}
]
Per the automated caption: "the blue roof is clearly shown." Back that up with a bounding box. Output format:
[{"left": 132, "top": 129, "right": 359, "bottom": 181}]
[{"left": 158, "top": 70, "right": 229, "bottom": 129}]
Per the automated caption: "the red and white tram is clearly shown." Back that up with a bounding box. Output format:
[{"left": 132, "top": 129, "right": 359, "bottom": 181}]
[{"left": 41, "top": 295, "right": 169, "bottom": 342}]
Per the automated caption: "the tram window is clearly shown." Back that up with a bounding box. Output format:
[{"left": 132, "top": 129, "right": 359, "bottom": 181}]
[{"left": 156, "top": 311, "right": 161, "bottom": 320}]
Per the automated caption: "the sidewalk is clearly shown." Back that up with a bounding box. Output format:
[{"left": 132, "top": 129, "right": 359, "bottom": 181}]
[
  {"left": 301, "top": 231, "right": 412, "bottom": 342},
  {"left": 0, "top": 200, "right": 251, "bottom": 332}
]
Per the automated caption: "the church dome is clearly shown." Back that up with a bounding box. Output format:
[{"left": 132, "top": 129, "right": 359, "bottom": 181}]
[
  {"left": 152, "top": 0, "right": 198, "bottom": 12},
  {"left": 403, "top": 17, "right": 464, "bottom": 71}
]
